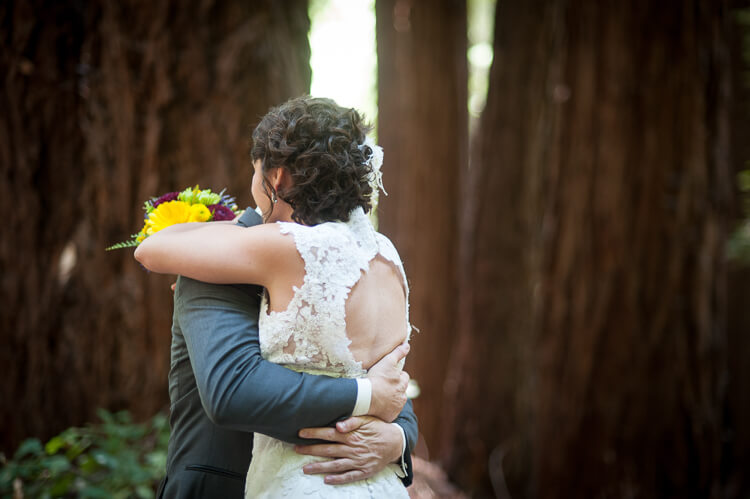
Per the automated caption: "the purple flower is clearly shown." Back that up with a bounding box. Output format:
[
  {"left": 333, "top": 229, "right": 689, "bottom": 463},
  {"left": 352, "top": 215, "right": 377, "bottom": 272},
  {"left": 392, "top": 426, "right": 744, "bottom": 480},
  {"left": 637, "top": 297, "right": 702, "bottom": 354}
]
[
  {"left": 208, "top": 204, "right": 236, "bottom": 221},
  {"left": 152, "top": 191, "right": 180, "bottom": 208},
  {"left": 219, "top": 193, "right": 238, "bottom": 210}
]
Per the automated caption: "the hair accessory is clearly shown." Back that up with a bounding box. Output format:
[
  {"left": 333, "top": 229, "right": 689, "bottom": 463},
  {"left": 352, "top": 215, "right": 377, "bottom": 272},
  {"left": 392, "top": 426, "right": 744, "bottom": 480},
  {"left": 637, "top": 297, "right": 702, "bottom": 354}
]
[{"left": 359, "top": 136, "right": 387, "bottom": 197}]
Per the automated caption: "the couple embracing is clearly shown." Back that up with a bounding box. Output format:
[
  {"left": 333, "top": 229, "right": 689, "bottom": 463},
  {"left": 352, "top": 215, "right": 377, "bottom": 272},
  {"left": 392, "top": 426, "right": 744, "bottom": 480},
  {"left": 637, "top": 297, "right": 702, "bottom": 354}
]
[{"left": 135, "top": 96, "right": 419, "bottom": 498}]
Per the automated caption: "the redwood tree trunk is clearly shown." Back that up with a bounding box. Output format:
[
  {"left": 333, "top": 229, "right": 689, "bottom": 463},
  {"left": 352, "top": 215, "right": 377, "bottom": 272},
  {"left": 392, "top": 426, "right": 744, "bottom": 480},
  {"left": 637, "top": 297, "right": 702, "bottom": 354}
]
[
  {"left": 533, "top": 3, "right": 731, "bottom": 496},
  {"left": 376, "top": 0, "right": 467, "bottom": 460},
  {"left": 445, "top": 1, "right": 735, "bottom": 497},
  {"left": 0, "top": 0, "right": 310, "bottom": 452},
  {"left": 725, "top": 5, "right": 750, "bottom": 496}
]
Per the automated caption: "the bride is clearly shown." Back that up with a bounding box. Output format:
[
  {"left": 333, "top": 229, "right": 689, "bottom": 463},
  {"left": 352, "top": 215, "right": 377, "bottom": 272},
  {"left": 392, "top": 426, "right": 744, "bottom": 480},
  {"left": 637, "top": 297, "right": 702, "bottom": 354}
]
[{"left": 135, "top": 96, "right": 411, "bottom": 498}]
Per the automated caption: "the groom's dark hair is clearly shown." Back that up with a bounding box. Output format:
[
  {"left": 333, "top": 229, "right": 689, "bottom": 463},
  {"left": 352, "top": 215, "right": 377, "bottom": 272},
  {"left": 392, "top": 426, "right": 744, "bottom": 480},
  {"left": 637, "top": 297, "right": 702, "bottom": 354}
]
[{"left": 250, "top": 96, "right": 375, "bottom": 225}]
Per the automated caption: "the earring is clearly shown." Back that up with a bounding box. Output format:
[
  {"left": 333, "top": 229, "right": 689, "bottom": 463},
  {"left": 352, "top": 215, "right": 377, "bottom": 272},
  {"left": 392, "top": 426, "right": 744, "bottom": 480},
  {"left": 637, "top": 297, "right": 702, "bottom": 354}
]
[{"left": 272, "top": 191, "right": 278, "bottom": 204}]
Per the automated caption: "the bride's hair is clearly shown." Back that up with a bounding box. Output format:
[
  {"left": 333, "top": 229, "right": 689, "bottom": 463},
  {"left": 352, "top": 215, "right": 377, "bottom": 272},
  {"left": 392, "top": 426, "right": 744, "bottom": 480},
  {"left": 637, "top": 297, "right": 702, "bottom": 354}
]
[{"left": 250, "top": 96, "right": 375, "bottom": 225}]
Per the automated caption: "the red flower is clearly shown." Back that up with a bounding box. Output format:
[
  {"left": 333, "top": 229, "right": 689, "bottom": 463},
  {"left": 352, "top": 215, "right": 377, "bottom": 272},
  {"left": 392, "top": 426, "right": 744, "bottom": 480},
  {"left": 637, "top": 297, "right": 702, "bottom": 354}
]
[
  {"left": 152, "top": 191, "right": 180, "bottom": 208},
  {"left": 208, "top": 204, "right": 236, "bottom": 221}
]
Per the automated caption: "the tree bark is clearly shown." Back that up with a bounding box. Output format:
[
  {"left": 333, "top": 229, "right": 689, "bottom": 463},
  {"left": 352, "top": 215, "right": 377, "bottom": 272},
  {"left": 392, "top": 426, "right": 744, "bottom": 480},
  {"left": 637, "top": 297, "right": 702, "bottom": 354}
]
[
  {"left": 725, "top": 6, "right": 750, "bottom": 496},
  {"left": 376, "top": 0, "right": 467, "bottom": 460},
  {"left": 444, "top": 1, "right": 734, "bottom": 497},
  {"left": 0, "top": 0, "right": 310, "bottom": 452}
]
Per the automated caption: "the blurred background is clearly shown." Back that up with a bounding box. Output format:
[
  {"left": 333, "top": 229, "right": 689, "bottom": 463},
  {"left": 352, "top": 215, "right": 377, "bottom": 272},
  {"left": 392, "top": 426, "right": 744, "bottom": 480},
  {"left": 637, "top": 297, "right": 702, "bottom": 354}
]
[{"left": 3, "top": 0, "right": 750, "bottom": 497}]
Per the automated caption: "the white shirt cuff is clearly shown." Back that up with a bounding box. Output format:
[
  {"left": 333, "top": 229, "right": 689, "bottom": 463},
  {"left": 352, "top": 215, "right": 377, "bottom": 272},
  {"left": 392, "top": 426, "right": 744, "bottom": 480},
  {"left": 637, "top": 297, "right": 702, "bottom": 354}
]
[
  {"left": 352, "top": 378, "right": 372, "bottom": 416},
  {"left": 391, "top": 423, "right": 408, "bottom": 478}
]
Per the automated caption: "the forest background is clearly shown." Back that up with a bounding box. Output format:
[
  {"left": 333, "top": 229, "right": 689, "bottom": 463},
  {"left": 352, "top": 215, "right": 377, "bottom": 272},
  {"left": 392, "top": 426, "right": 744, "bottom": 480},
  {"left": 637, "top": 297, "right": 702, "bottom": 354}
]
[{"left": 2, "top": 0, "right": 750, "bottom": 497}]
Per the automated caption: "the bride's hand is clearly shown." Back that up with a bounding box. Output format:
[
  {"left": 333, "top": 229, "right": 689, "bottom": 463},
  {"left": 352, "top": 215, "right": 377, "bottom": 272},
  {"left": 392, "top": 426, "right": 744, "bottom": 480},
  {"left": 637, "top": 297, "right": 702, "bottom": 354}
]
[
  {"left": 295, "top": 416, "right": 403, "bottom": 484},
  {"left": 367, "top": 342, "right": 410, "bottom": 422}
]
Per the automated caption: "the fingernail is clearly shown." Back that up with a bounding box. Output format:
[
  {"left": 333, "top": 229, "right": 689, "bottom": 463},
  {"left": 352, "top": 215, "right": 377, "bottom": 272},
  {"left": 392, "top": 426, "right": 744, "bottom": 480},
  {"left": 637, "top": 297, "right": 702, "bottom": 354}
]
[{"left": 299, "top": 430, "right": 308, "bottom": 438}]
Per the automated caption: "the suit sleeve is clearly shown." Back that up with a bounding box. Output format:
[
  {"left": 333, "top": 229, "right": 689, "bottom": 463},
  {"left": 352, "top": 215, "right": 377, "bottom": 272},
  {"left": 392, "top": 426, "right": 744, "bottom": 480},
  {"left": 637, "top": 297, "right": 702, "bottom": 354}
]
[
  {"left": 393, "top": 399, "right": 418, "bottom": 486},
  {"left": 175, "top": 275, "right": 358, "bottom": 444},
  {"left": 179, "top": 208, "right": 421, "bottom": 478}
]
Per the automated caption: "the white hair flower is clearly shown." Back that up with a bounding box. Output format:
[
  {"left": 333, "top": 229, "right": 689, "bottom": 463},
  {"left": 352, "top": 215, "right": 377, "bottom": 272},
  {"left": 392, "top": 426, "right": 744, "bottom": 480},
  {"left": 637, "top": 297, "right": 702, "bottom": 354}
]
[{"left": 359, "top": 136, "right": 386, "bottom": 198}]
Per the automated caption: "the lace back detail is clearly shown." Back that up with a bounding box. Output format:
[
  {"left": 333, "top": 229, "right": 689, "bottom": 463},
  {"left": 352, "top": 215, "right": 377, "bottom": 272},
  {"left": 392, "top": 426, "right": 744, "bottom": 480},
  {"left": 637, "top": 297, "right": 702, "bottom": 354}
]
[
  {"left": 258, "top": 208, "right": 409, "bottom": 378},
  {"left": 248, "top": 208, "right": 411, "bottom": 498}
]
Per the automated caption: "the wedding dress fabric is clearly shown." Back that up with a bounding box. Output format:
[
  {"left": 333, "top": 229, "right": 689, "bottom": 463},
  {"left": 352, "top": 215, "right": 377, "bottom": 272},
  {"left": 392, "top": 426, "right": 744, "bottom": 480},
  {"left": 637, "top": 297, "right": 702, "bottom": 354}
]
[{"left": 244, "top": 207, "right": 410, "bottom": 498}]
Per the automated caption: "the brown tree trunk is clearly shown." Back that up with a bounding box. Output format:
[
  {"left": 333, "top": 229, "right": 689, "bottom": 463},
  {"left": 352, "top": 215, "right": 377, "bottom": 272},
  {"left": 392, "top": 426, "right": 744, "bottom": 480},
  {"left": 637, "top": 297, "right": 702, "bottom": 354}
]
[
  {"left": 725, "top": 5, "right": 750, "bottom": 496},
  {"left": 376, "top": 0, "right": 467, "bottom": 460},
  {"left": 442, "top": 1, "right": 550, "bottom": 494},
  {"left": 445, "top": 1, "right": 734, "bottom": 497},
  {"left": 0, "top": 0, "right": 310, "bottom": 452}
]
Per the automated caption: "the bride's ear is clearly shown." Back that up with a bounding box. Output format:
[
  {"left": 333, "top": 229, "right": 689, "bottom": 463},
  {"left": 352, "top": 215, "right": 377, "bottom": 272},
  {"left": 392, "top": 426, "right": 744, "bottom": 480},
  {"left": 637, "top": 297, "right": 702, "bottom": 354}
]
[{"left": 272, "top": 167, "right": 293, "bottom": 193}]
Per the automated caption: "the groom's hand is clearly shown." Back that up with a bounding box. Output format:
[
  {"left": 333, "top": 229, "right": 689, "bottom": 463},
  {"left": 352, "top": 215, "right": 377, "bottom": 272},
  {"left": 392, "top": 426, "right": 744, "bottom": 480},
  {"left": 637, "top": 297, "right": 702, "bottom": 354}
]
[
  {"left": 295, "top": 416, "right": 403, "bottom": 484},
  {"left": 367, "top": 342, "right": 410, "bottom": 422}
]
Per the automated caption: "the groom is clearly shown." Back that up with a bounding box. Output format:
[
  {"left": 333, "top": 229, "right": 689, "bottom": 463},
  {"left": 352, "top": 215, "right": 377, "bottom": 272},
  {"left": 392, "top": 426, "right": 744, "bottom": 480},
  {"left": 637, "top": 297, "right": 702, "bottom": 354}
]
[{"left": 156, "top": 208, "right": 418, "bottom": 498}]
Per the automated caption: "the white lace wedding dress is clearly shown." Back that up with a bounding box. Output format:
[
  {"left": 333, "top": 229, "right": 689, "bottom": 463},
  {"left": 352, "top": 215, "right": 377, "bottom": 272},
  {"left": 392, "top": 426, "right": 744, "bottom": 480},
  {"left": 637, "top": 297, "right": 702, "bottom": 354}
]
[{"left": 244, "top": 207, "right": 411, "bottom": 499}]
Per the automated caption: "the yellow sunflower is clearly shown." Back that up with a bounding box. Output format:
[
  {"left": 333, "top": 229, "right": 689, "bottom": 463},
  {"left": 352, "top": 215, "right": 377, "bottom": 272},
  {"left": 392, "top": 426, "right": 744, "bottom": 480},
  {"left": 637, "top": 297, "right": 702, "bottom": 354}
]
[{"left": 144, "top": 200, "right": 192, "bottom": 235}]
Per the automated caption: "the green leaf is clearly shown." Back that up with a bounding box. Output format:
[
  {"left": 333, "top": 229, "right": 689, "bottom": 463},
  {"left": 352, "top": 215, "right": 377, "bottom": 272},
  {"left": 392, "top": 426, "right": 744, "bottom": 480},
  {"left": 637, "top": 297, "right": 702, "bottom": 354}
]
[
  {"left": 136, "top": 484, "right": 155, "bottom": 499},
  {"left": 79, "top": 485, "right": 112, "bottom": 498},
  {"left": 48, "top": 475, "right": 75, "bottom": 496},
  {"left": 65, "top": 442, "right": 86, "bottom": 461},
  {"left": 105, "top": 240, "right": 139, "bottom": 251},
  {"left": 738, "top": 169, "right": 750, "bottom": 193},
  {"left": 145, "top": 450, "right": 166, "bottom": 471},
  {"left": 77, "top": 455, "right": 100, "bottom": 475},
  {"left": 14, "top": 439, "right": 43, "bottom": 459},
  {"left": 113, "top": 410, "right": 133, "bottom": 425},
  {"left": 42, "top": 455, "right": 71, "bottom": 474},
  {"left": 45, "top": 436, "right": 65, "bottom": 455},
  {"left": 95, "top": 409, "right": 114, "bottom": 424},
  {"left": 91, "top": 450, "right": 118, "bottom": 470},
  {"left": 4, "top": 411, "right": 170, "bottom": 497}
]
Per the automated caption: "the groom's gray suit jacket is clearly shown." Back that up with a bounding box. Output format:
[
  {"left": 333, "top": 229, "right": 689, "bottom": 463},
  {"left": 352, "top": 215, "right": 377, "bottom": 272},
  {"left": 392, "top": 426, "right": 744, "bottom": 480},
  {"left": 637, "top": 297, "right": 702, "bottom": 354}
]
[{"left": 157, "top": 209, "right": 418, "bottom": 498}]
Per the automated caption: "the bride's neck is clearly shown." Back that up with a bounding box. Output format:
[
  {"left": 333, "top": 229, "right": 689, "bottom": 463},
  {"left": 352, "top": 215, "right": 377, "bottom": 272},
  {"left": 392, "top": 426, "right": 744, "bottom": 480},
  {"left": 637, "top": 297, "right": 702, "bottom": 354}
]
[{"left": 264, "top": 201, "right": 295, "bottom": 224}]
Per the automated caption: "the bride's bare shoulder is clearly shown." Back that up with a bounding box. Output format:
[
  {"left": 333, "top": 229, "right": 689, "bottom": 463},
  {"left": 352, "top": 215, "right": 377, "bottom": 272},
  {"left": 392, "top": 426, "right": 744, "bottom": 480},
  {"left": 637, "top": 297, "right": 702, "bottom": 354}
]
[{"left": 242, "top": 222, "right": 299, "bottom": 253}]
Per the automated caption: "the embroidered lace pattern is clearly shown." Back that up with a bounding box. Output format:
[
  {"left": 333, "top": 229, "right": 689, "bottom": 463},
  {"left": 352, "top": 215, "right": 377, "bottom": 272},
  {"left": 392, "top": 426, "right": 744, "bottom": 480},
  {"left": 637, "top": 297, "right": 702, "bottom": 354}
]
[
  {"left": 258, "top": 207, "right": 409, "bottom": 377},
  {"left": 244, "top": 207, "right": 410, "bottom": 498}
]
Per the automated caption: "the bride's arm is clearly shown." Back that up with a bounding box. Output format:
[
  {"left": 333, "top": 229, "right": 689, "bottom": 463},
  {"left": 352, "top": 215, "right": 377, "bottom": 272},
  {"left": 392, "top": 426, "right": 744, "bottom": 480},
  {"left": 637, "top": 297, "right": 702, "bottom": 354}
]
[{"left": 134, "top": 222, "right": 289, "bottom": 286}]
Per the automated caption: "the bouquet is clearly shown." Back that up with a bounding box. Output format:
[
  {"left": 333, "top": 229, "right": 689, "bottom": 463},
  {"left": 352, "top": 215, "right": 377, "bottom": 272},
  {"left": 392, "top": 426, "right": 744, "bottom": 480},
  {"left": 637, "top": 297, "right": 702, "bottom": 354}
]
[{"left": 106, "top": 186, "right": 240, "bottom": 250}]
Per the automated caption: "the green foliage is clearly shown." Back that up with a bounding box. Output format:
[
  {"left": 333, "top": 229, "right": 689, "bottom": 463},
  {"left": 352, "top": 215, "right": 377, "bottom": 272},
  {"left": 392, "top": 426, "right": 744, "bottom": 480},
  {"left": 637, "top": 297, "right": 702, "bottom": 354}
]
[
  {"left": 0, "top": 410, "right": 169, "bottom": 499},
  {"left": 105, "top": 238, "right": 140, "bottom": 251},
  {"left": 729, "top": 168, "right": 750, "bottom": 264},
  {"left": 729, "top": 9, "right": 750, "bottom": 265},
  {"left": 728, "top": 222, "right": 750, "bottom": 262}
]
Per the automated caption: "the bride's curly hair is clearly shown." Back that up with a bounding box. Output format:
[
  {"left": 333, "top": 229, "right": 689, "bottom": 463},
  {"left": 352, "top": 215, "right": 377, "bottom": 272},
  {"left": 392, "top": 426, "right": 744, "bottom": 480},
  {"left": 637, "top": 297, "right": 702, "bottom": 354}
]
[{"left": 250, "top": 96, "right": 375, "bottom": 225}]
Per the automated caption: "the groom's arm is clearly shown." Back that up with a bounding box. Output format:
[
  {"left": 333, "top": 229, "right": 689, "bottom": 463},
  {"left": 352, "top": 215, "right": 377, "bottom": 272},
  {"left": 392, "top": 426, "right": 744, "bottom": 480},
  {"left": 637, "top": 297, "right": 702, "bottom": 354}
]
[
  {"left": 178, "top": 208, "right": 418, "bottom": 481},
  {"left": 177, "top": 206, "right": 359, "bottom": 443},
  {"left": 296, "top": 406, "right": 418, "bottom": 486},
  {"left": 176, "top": 277, "right": 355, "bottom": 444},
  {"left": 177, "top": 278, "right": 417, "bottom": 445},
  {"left": 392, "top": 399, "right": 418, "bottom": 484}
]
